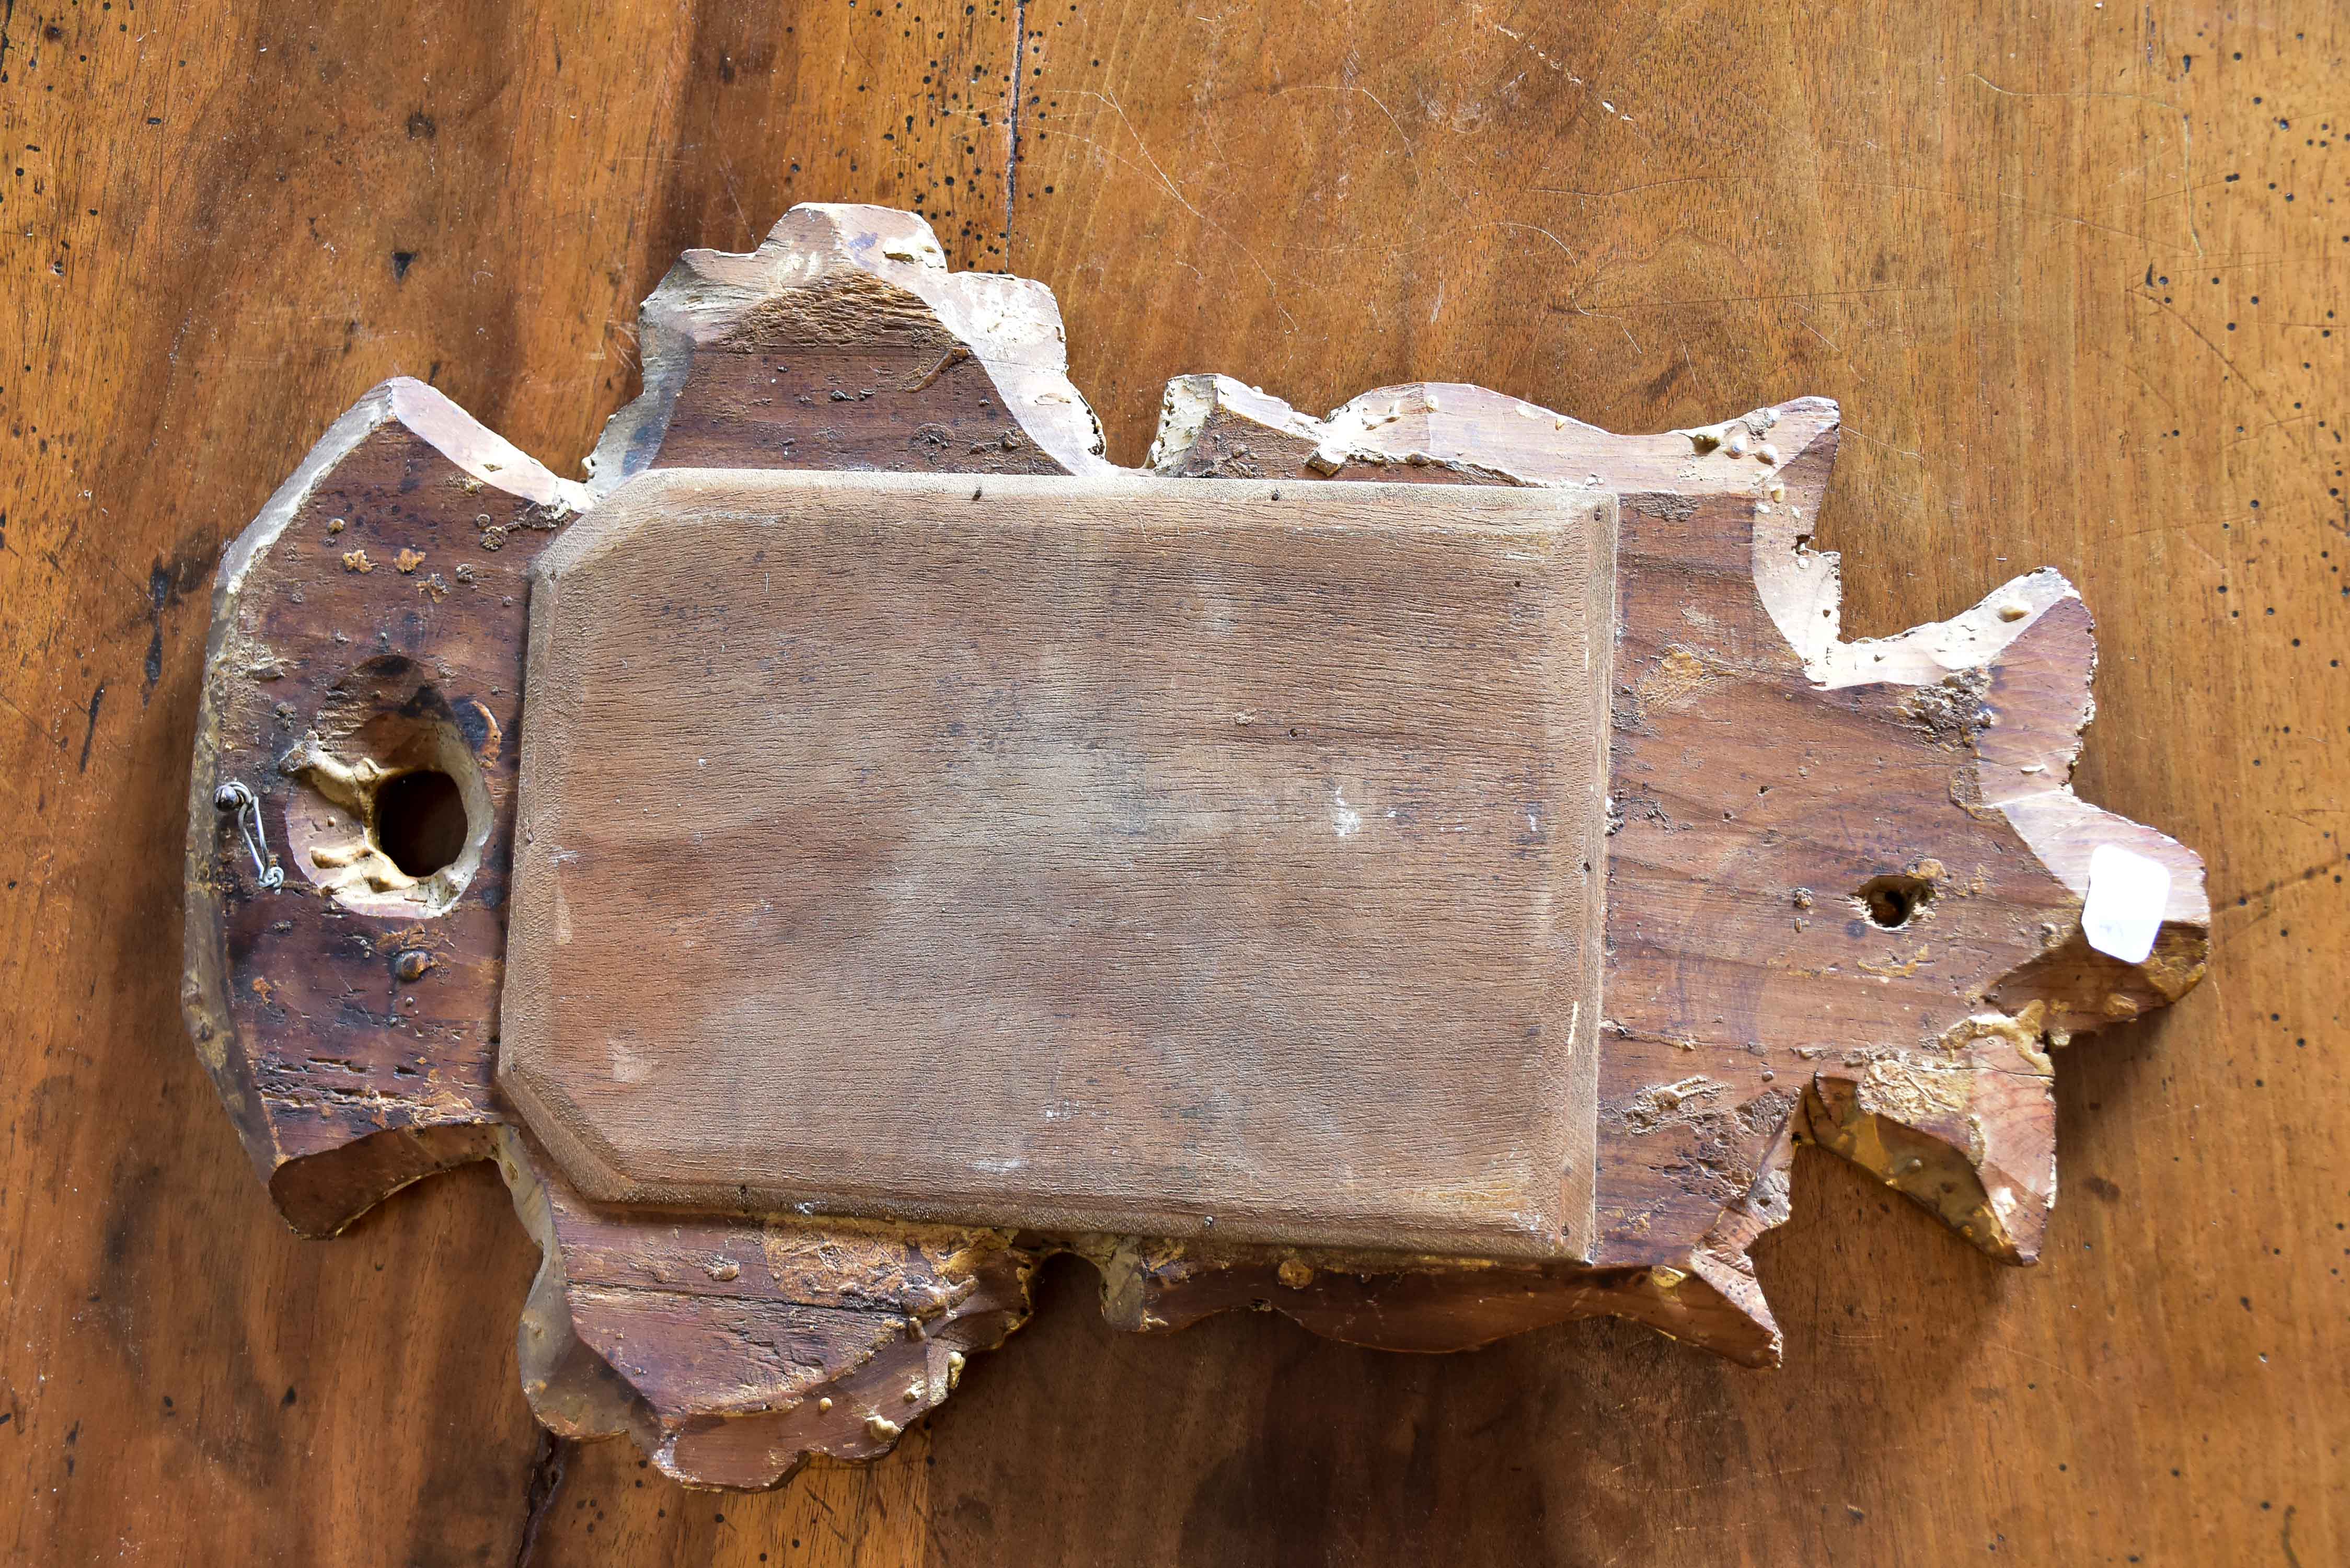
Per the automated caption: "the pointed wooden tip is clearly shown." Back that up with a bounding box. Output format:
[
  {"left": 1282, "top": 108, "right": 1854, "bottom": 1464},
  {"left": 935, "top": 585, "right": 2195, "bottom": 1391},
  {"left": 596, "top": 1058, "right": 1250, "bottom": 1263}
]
[
  {"left": 185, "top": 382, "right": 581, "bottom": 1235},
  {"left": 590, "top": 203, "right": 1113, "bottom": 489}
]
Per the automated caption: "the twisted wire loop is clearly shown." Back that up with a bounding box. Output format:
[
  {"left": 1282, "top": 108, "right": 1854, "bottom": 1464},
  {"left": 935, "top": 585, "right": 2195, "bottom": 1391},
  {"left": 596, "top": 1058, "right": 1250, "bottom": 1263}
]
[{"left": 212, "top": 779, "right": 285, "bottom": 892}]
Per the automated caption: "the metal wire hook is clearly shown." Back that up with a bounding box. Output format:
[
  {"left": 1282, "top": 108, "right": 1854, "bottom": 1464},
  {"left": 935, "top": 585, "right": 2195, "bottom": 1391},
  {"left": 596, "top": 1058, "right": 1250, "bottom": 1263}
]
[{"left": 213, "top": 779, "right": 285, "bottom": 892}]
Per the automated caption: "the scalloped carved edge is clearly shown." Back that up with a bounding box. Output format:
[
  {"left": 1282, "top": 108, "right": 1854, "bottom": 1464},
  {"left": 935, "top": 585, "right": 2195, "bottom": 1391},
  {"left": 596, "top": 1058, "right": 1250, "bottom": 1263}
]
[
  {"left": 183, "top": 204, "right": 2211, "bottom": 1488},
  {"left": 588, "top": 203, "right": 1113, "bottom": 489},
  {"left": 1142, "top": 370, "right": 2208, "bottom": 1286},
  {"left": 493, "top": 1127, "right": 1038, "bottom": 1490}
]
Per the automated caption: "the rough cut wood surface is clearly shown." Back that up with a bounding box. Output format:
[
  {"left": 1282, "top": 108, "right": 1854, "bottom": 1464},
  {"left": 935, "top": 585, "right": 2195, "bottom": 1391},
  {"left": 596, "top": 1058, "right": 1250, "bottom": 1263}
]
[
  {"left": 502, "top": 471, "right": 1613, "bottom": 1258},
  {"left": 6, "top": 2, "right": 2339, "bottom": 1563}
]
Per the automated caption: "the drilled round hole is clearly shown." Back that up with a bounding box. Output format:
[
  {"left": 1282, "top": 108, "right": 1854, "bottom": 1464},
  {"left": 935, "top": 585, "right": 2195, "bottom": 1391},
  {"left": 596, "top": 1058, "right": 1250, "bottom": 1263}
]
[
  {"left": 1857, "top": 873, "right": 1931, "bottom": 930},
  {"left": 375, "top": 769, "right": 469, "bottom": 878}
]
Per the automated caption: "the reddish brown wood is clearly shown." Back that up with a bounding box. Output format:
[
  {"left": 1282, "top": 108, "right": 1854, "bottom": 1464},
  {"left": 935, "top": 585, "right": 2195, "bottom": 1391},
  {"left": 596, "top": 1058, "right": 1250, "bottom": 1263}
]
[
  {"left": 496, "top": 1127, "right": 1033, "bottom": 1490},
  {"left": 181, "top": 380, "right": 588, "bottom": 1236},
  {"left": 182, "top": 203, "right": 2208, "bottom": 1488},
  {"left": 587, "top": 205, "right": 1114, "bottom": 488},
  {"left": 1154, "top": 376, "right": 2207, "bottom": 1278}
]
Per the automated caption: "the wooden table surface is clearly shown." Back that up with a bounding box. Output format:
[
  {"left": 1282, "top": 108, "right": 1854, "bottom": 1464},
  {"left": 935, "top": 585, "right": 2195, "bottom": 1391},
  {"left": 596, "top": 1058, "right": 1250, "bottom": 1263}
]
[{"left": 4, "top": 2, "right": 2340, "bottom": 1563}]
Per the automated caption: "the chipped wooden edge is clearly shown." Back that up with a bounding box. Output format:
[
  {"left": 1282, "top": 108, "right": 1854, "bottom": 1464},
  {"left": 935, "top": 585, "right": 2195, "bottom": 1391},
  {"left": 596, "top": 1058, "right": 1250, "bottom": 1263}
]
[
  {"left": 1141, "top": 371, "right": 2210, "bottom": 1287},
  {"left": 491, "top": 1127, "right": 1039, "bottom": 1490},
  {"left": 586, "top": 204, "right": 1114, "bottom": 491},
  {"left": 1151, "top": 372, "right": 1839, "bottom": 495},
  {"left": 182, "top": 377, "right": 584, "bottom": 1227},
  {"left": 1145, "top": 379, "right": 2211, "bottom": 953},
  {"left": 184, "top": 210, "right": 2216, "bottom": 1487},
  {"left": 1081, "top": 1114, "right": 1800, "bottom": 1369}
]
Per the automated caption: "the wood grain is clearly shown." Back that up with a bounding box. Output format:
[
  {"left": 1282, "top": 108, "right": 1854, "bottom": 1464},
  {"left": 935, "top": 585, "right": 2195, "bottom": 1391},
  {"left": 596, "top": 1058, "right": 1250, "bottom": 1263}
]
[
  {"left": 180, "top": 379, "right": 584, "bottom": 1235},
  {"left": 5, "top": 3, "right": 2341, "bottom": 1566},
  {"left": 171, "top": 204, "right": 2203, "bottom": 1475},
  {"left": 502, "top": 471, "right": 1613, "bottom": 1256}
]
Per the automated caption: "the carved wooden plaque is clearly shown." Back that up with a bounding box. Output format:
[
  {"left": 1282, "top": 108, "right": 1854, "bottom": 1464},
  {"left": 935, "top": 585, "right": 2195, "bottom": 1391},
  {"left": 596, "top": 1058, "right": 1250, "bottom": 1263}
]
[
  {"left": 182, "top": 203, "right": 2210, "bottom": 1490},
  {"left": 501, "top": 471, "right": 1615, "bottom": 1258}
]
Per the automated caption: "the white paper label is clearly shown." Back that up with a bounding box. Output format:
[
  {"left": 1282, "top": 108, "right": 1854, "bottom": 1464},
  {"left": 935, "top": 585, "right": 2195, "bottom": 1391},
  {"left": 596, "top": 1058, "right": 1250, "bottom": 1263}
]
[{"left": 2082, "top": 844, "right": 2171, "bottom": 965}]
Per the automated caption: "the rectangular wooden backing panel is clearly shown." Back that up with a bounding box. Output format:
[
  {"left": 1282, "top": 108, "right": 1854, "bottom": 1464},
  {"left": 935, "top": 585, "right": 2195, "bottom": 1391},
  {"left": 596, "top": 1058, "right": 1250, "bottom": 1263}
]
[{"left": 499, "top": 471, "right": 1615, "bottom": 1259}]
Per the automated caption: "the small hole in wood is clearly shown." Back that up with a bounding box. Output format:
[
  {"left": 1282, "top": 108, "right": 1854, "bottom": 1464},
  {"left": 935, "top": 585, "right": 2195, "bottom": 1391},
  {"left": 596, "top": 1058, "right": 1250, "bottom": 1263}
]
[
  {"left": 375, "top": 769, "right": 469, "bottom": 878},
  {"left": 1856, "top": 874, "right": 1930, "bottom": 930}
]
